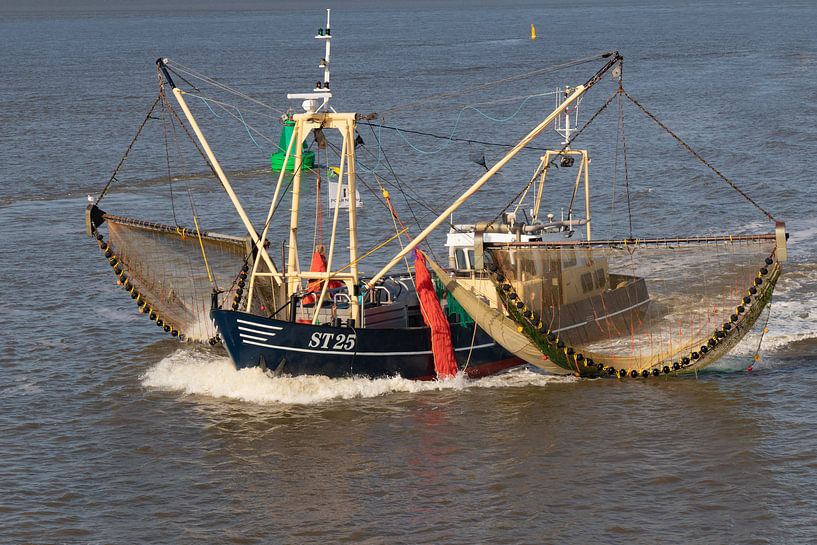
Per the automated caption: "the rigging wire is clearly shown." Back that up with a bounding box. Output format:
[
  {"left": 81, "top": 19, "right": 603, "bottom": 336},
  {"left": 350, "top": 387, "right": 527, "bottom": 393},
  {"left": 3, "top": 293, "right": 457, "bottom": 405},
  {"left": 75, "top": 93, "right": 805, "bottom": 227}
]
[
  {"left": 164, "top": 59, "right": 286, "bottom": 115},
  {"left": 358, "top": 120, "right": 552, "bottom": 154},
  {"left": 748, "top": 302, "right": 772, "bottom": 372},
  {"left": 192, "top": 214, "right": 215, "bottom": 285},
  {"left": 608, "top": 93, "right": 622, "bottom": 239},
  {"left": 371, "top": 92, "right": 561, "bottom": 155},
  {"left": 486, "top": 89, "right": 619, "bottom": 229},
  {"left": 182, "top": 92, "right": 276, "bottom": 151},
  {"left": 159, "top": 95, "right": 179, "bottom": 226},
  {"left": 469, "top": 91, "right": 562, "bottom": 108},
  {"left": 95, "top": 95, "right": 161, "bottom": 205},
  {"left": 161, "top": 91, "right": 204, "bottom": 230},
  {"left": 159, "top": 55, "right": 603, "bottom": 160},
  {"left": 380, "top": 52, "right": 614, "bottom": 114},
  {"left": 330, "top": 141, "right": 415, "bottom": 278},
  {"left": 251, "top": 133, "right": 420, "bottom": 296},
  {"left": 512, "top": 160, "right": 546, "bottom": 218},
  {"left": 183, "top": 93, "right": 282, "bottom": 121},
  {"left": 362, "top": 135, "right": 442, "bottom": 263},
  {"left": 462, "top": 92, "right": 562, "bottom": 120},
  {"left": 160, "top": 92, "right": 222, "bottom": 186},
  {"left": 159, "top": 85, "right": 220, "bottom": 292},
  {"left": 361, "top": 124, "right": 444, "bottom": 222},
  {"left": 622, "top": 89, "right": 777, "bottom": 223},
  {"left": 326, "top": 132, "right": 443, "bottom": 263},
  {"left": 312, "top": 146, "right": 323, "bottom": 253},
  {"left": 619, "top": 90, "right": 634, "bottom": 239}
]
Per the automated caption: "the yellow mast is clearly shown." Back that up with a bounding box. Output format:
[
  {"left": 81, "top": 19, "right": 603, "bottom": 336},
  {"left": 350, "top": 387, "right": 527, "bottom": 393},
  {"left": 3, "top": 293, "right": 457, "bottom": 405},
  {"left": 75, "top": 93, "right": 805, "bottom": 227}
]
[
  {"left": 365, "top": 84, "right": 588, "bottom": 289},
  {"left": 283, "top": 10, "right": 362, "bottom": 323},
  {"left": 366, "top": 52, "right": 621, "bottom": 288}
]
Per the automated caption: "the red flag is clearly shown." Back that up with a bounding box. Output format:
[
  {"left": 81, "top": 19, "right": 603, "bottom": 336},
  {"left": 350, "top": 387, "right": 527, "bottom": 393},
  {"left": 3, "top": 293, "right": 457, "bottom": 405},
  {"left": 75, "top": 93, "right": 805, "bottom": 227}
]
[{"left": 414, "top": 251, "right": 458, "bottom": 378}]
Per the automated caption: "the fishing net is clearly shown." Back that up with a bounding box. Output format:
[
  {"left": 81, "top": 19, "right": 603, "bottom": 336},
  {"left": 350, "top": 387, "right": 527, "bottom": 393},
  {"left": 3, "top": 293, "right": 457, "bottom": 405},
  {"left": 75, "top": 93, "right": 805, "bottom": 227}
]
[
  {"left": 484, "top": 235, "right": 781, "bottom": 377},
  {"left": 91, "top": 212, "right": 283, "bottom": 343}
]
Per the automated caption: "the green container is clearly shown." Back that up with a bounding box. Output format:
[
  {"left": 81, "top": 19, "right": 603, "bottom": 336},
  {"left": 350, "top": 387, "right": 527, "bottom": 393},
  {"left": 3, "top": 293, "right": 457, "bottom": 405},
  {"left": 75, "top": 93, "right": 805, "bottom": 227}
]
[{"left": 270, "top": 119, "right": 315, "bottom": 172}]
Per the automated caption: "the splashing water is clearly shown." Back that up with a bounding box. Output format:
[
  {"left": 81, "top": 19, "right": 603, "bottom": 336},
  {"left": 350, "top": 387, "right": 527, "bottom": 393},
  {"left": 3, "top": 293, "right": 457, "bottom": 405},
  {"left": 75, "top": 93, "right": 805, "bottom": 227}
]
[
  {"left": 141, "top": 349, "right": 575, "bottom": 405},
  {"left": 741, "top": 263, "right": 817, "bottom": 355}
]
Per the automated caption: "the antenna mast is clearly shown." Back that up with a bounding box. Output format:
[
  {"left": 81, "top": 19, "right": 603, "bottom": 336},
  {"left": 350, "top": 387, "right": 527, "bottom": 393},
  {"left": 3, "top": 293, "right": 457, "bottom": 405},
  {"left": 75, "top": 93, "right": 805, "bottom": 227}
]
[
  {"left": 287, "top": 8, "right": 333, "bottom": 113},
  {"left": 555, "top": 86, "right": 581, "bottom": 148},
  {"left": 272, "top": 11, "right": 361, "bottom": 323}
]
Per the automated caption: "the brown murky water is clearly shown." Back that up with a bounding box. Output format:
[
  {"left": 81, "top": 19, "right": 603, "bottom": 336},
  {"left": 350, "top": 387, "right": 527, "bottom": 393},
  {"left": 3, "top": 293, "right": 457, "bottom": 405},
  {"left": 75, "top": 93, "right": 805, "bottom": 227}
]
[{"left": 2, "top": 1, "right": 817, "bottom": 543}]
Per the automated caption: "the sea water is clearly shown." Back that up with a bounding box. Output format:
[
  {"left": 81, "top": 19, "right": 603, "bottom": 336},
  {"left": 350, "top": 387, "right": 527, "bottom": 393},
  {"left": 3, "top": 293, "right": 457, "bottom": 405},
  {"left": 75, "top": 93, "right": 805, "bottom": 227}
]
[{"left": 2, "top": 0, "right": 817, "bottom": 542}]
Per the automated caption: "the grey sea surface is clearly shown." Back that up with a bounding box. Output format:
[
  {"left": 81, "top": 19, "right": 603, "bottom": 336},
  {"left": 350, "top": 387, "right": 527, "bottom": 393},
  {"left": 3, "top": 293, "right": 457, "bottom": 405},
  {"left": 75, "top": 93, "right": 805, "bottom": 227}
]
[{"left": 2, "top": 1, "right": 817, "bottom": 543}]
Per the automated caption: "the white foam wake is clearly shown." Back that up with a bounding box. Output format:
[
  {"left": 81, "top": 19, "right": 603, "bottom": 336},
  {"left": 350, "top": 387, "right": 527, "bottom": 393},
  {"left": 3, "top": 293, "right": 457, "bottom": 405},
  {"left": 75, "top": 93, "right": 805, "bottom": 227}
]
[
  {"left": 752, "top": 266, "right": 817, "bottom": 353},
  {"left": 141, "top": 349, "right": 574, "bottom": 405}
]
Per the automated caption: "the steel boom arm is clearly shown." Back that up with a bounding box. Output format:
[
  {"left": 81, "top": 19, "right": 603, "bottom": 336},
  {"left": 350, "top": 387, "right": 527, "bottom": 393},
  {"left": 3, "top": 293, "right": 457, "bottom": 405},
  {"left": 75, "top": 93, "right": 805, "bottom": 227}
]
[
  {"left": 365, "top": 54, "right": 621, "bottom": 289},
  {"left": 157, "top": 58, "right": 282, "bottom": 284}
]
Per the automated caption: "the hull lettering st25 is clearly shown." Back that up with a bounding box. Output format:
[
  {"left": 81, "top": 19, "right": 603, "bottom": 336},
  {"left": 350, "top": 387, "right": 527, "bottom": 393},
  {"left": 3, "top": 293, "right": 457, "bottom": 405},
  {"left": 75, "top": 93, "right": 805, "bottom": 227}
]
[{"left": 308, "top": 332, "right": 357, "bottom": 351}]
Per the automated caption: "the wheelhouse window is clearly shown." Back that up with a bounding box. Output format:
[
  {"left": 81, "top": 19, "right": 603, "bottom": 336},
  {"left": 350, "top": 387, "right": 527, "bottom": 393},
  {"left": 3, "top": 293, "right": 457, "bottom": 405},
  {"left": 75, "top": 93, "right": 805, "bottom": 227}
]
[
  {"left": 455, "top": 248, "right": 467, "bottom": 270},
  {"left": 595, "top": 268, "right": 606, "bottom": 289},
  {"left": 581, "top": 272, "right": 594, "bottom": 293}
]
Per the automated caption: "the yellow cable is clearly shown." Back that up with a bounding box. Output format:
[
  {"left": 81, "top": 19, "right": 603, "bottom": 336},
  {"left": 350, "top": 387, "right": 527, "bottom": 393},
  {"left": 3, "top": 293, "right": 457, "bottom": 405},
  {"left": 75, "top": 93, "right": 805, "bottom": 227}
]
[
  {"left": 192, "top": 215, "right": 214, "bottom": 284},
  {"left": 331, "top": 228, "right": 408, "bottom": 277}
]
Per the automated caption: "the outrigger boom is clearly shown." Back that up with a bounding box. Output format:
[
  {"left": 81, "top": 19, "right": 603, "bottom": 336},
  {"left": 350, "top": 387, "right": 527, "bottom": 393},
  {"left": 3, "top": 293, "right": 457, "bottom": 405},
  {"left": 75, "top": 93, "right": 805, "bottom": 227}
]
[
  {"left": 365, "top": 52, "right": 623, "bottom": 289},
  {"left": 156, "top": 58, "right": 283, "bottom": 286}
]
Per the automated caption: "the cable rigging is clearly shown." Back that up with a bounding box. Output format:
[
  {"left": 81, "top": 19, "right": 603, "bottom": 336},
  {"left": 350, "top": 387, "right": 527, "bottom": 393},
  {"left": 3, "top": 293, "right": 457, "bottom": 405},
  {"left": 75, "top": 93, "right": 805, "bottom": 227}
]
[
  {"left": 622, "top": 89, "right": 776, "bottom": 223},
  {"left": 380, "top": 52, "right": 615, "bottom": 114},
  {"left": 490, "top": 89, "right": 619, "bottom": 231}
]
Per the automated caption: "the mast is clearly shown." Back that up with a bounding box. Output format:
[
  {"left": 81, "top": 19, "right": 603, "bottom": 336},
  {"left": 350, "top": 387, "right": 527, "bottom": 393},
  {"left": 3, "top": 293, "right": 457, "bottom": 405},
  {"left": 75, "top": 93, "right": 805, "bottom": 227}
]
[
  {"left": 281, "top": 9, "right": 362, "bottom": 323},
  {"left": 555, "top": 85, "right": 580, "bottom": 147},
  {"left": 365, "top": 53, "right": 620, "bottom": 288},
  {"left": 288, "top": 8, "right": 333, "bottom": 114},
  {"left": 284, "top": 8, "right": 334, "bottom": 297},
  {"left": 532, "top": 88, "right": 592, "bottom": 240},
  {"left": 558, "top": 87, "right": 592, "bottom": 241},
  {"left": 319, "top": 9, "right": 332, "bottom": 108}
]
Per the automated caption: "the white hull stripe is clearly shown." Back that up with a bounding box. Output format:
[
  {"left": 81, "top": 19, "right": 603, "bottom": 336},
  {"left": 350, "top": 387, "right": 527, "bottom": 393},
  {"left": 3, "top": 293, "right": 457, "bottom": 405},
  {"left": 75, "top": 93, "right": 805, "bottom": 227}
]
[
  {"left": 238, "top": 326, "right": 277, "bottom": 336},
  {"left": 239, "top": 340, "right": 496, "bottom": 357},
  {"left": 239, "top": 333, "right": 268, "bottom": 342},
  {"left": 551, "top": 298, "right": 651, "bottom": 333},
  {"left": 237, "top": 319, "right": 283, "bottom": 331},
  {"left": 454, "top": 342, "right": 495, "bottom": 352}
]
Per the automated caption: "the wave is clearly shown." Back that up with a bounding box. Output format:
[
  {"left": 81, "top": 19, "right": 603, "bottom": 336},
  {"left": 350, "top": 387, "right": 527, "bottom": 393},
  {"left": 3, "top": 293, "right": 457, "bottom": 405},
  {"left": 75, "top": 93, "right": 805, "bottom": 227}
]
[{"left": 141, "top": 349, "right": 574, "bottom": 405}]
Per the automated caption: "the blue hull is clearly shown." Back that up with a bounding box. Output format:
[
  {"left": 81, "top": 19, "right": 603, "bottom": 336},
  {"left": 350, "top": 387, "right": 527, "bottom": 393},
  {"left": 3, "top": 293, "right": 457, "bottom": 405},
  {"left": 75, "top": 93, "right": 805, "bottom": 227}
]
[{"left": 212, "top": 310, "right": 523, "bottom": 380}]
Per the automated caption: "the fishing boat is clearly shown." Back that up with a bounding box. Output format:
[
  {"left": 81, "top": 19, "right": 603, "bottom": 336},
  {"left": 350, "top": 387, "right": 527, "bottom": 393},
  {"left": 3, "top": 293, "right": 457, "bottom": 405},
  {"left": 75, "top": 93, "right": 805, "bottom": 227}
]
[
  {"left": 86, "top": 11, "right": 787, "bottom": 381},
  {"left": 444, "top": 100, "right": 650, "bottom": 353},
  {"left": 86, "top": 11, "right": 529, "bottom": 380},
  {"left": 341, "top": 52, "right": 787, "bottom": 378}
]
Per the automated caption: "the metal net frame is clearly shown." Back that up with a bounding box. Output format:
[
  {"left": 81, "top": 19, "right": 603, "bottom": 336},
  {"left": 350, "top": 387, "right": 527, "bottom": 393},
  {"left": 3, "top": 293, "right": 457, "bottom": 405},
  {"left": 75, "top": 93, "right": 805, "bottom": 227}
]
[
  {"left": 91, "top": 213, "right": 278, "bottom": 343},
  {"left": 485, "top": 234, "right": 781, "bottom": 378}
]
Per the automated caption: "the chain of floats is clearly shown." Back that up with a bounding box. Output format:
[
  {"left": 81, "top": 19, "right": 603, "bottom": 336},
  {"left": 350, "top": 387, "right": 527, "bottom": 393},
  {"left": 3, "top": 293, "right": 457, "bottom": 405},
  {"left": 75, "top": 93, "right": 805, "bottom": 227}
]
[
  {"left": 486, "top": 257, "right": 775, "bottom": 379},
  {"left": 93, "top": 220, "right": 774, "bottom": 369},
  {"left": 92, "top": 226, "right": 250, "bottom": 346}
]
